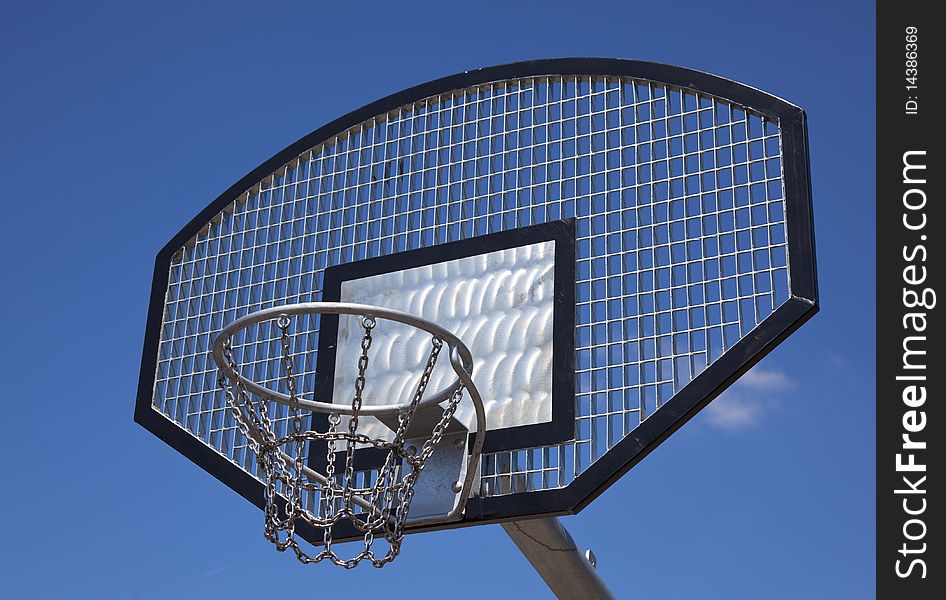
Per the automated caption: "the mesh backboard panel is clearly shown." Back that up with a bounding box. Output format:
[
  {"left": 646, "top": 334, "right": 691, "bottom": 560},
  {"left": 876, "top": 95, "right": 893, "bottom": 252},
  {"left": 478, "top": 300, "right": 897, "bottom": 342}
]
[{"left": 138, "top": 59, "right": 816, "bottom": 534}]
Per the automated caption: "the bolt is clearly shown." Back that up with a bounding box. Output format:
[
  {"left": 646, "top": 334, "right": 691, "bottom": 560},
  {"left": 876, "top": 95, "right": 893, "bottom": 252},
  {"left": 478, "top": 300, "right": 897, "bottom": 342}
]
[{"left": 451, "top": 481, "right": 463, "bottom": 493}]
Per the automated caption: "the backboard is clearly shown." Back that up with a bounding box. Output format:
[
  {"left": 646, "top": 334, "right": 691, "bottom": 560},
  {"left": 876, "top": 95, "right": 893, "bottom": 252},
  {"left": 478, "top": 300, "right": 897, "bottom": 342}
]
[{"left": 136, "top": 58, "right": 817, "bottom": 544}]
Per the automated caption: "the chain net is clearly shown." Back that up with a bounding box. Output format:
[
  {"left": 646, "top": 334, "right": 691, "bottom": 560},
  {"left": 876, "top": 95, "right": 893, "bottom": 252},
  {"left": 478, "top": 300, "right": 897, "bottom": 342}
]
[{"left": 217, "top": 313, "right": 466, "bottom": 568}]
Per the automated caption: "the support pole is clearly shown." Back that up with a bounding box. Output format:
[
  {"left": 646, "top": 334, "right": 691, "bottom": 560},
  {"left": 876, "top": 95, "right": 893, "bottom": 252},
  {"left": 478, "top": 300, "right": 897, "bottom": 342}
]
[{"left": 501, "top": 517, "right": 615, "bottom": 600}]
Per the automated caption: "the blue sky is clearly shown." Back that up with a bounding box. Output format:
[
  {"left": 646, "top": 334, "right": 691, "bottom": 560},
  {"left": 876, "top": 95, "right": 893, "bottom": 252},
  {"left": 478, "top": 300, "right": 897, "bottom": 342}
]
[{"left": 0, "top": 1, "right": 874, "bottom": 598}]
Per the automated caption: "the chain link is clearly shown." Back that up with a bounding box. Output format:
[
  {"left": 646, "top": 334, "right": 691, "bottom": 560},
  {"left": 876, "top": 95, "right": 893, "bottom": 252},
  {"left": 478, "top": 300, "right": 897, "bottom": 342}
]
[{"left": 216, "top": 313, "right": 466, "bottom": 568}]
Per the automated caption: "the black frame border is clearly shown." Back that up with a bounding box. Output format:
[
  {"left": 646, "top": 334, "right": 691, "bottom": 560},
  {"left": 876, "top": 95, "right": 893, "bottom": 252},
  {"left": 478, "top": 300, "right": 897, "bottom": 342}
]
[
  {"left": 135, "top": 58, "right": 818, "bottom": 540},
  {"left": 308, "top": 219, "right": 576, "bottom": 474}
]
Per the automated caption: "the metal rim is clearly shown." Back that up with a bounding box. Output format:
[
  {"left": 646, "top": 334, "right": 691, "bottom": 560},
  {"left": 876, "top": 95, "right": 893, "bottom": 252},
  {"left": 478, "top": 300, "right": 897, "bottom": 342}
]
[
  {"left": 211, "top": 302, "right": 476, "bottom": 417},
  {"left": 214, "top": 301, "right": 488, "bottom": 527}
]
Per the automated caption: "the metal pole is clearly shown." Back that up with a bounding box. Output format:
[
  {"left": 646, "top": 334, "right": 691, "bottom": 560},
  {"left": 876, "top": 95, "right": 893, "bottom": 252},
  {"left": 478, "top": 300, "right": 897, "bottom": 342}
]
[{"left": 502, "top": 517, "right": 616, "bottom": 600}]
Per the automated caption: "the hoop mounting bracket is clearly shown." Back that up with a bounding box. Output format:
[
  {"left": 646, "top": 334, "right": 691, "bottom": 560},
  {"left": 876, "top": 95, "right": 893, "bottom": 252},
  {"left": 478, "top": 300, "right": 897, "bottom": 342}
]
[{"left": 404, "top": 429, "right": 479, "bottom": 525}]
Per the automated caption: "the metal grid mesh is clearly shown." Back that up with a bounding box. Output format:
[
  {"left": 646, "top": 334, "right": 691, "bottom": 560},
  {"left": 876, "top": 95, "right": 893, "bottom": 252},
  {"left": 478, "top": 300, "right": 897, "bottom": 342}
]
[{"left": 153, "top": 75, "right": 790, "bottom": 501}]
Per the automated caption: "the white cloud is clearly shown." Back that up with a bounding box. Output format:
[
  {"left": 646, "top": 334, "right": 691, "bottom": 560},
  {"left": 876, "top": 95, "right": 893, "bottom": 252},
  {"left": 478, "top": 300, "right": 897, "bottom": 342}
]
[
  {"left": 703, "top": 365, "right": 794, "bottom": 431},
  {"left": 736, "top": 367, "right": 793, "bottom": 391},
  {"left": 204, "top": 561, "right": 242, "bottom": 577}
]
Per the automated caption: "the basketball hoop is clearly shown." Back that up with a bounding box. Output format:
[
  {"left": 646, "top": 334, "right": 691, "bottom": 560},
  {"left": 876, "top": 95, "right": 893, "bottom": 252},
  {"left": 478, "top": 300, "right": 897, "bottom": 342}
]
[{"left": 212, "top": 302, "right": 486, "bottom": 568}]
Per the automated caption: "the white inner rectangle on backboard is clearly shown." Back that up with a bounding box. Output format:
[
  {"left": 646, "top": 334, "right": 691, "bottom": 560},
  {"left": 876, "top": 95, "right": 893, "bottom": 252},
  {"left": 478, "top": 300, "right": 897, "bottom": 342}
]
[{"left": 334, "top": 240, "right": 555, "bottom": 436}]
